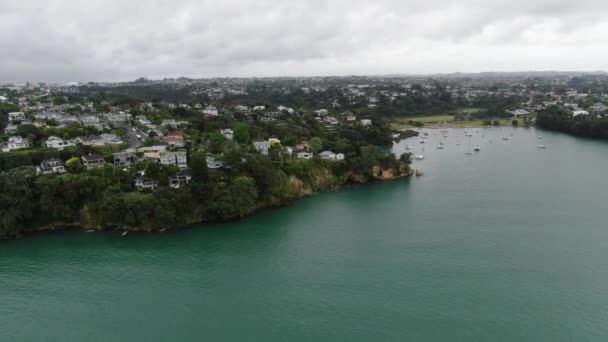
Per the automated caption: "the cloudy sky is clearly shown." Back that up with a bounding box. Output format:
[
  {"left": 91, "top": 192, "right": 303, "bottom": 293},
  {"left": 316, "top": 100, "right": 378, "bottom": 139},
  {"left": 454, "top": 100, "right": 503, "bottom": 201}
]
[{"left": 1, "top": 0, "right": 608, "bottom": 83}]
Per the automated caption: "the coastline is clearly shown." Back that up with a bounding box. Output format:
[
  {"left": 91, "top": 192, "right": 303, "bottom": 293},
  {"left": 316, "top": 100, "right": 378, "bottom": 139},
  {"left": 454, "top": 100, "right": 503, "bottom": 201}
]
[{"left": 9, "top": 164, "right": 413, "bottom": 240}]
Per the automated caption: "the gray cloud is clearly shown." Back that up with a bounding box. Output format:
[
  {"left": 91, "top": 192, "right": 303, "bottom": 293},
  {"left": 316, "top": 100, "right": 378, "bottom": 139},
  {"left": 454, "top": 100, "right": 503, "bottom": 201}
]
[{"left": 1, "top": 0, "right": 608, "bottom": 83}]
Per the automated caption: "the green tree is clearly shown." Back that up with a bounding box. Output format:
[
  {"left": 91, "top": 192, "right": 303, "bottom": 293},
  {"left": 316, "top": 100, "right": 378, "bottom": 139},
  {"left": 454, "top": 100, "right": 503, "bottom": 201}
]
[
  {"left": 309, "top": 137, "right": 323, "bottom": 153},
  {"left": 233, "top": 123, "right": 251, "bottom": 144}
]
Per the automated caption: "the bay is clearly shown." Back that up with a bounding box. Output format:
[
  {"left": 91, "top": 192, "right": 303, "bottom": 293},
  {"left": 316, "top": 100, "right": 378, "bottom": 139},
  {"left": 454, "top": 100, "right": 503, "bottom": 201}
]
[{"left": 2, "top": 127, "right": 608, "bottom": 341}]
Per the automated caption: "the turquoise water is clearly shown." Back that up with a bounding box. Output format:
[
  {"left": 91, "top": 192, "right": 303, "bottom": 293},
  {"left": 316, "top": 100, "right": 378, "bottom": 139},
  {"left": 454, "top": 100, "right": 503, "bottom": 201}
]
[{"left": 2, "top": 128, "right": 608, "bottom": 341}]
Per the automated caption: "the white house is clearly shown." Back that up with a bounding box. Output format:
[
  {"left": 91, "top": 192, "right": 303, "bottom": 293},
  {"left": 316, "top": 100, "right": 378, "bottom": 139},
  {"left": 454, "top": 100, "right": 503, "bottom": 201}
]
[
  {"left": 138, "top": 145, "right": 167, "bottom": 161},
  {"left": 203, "top": 106, "right": 219, "bottom": 116},
  {"left": 572, "top": 110, "right": 589, "bottom": 117},
  {"left": 3, "top": 124, "right": 18, "bottom": 134},
  {"left": 8, "top": 112, "right": 26, "bottom": 123},
  {"left": 100, "top": 133, "right": 123, "bottom": 145},
  {"left": 314, "top": 109, "right": 329, "bottom": 116},
  {"left": 220, "top": 129, "right": 234, "bottom": 140},
  {"left": 160, "top": 151, "right": 188, "bottom": 169},
  {"left": 361, "top": 119, "right": 372, "bottom": 126},
  {"left": 296, "top": 151, "right": 314, "bottom": 160},
  {"left": 253, "top": 141, "right": 270, "bottom": 155},
  {"left": 135, "top": 176, "right": 158, "bottom": 191},
  {"left": 45, "top": 136, "right": 75, "bottom": 150},
  {"left": 2, "top": 136, "right": 30, "bottom": 152},
  {"left": 37, "top": 159, "right": 66, "bottom": 175},
  {"left": 319, "top": 151, "right": 336, "bottom": 160},
  {"left": 76, "top": 135, "right": 105, "bottom": 146}
]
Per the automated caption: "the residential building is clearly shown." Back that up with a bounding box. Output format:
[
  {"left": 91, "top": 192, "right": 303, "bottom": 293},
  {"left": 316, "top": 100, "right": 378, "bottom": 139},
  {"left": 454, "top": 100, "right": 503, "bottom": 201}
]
[
  {"left": 76, "top": 135, "right": 105, "bottom": 146},
  {"left": 82, "top": 154, "right": 106, "bottom": 170},
  {"left": 37, "top": 159, "right": 66, "bottom": 175},
  {"left": 45, "top": 136, "right": 75, "bottom": 150},
  {"left": 253, "top": 141, "right": 270, "bottom": 155},
  {"left": 4, "top": 124, "right": 18, "bottom": 134},
  {"left": 319, "top": 151, "right": 336, "bottom": 160},
  {"left": 572, "top": 110, "right": 589, "bottom": 117},
  {"left": 296, "top": 151, "right": 314, "bottom": 159},
  {"left": 113, "top": 150, "right": 137, "bottom": 167},
  {"left": 314, "top": 109, "right": 329, "bottom": 116},
  {"left": 100, "top": 133, "right": 123, "bottom": 145},
  {"left": 169, "top": 169, "right": 192, "bottom": 189},
  {"left": 2, "top": 136, "right": 30, "bottom": 152},
  {"left": 220, "top": 129, "right": 234, "bottom": 140},
  {"left": 135, "top": 177, "right": 158, "bottom": 191},
  {"left": 8, "top": 112, "right": 26, "bottom": 123},
  {"left": 138, "top": 145, "right": 167, "bottom": 161},
  {"left": 361, "top": 119, "right": 372, "bottom": 126},
  {"left": 203, "top": 106, "right": 219, "bottom": 116},
  {"left": 160, "top": 151, "right": 188, "bottom": 169},
  {"left": 206, "top": 156, "right": 225, "bottom": 169}
]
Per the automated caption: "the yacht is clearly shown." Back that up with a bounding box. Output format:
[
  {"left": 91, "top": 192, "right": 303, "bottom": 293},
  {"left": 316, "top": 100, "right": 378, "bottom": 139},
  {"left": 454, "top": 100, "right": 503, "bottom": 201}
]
[{"left": 414, "top": 155, "right": 425, "bottom": 160}]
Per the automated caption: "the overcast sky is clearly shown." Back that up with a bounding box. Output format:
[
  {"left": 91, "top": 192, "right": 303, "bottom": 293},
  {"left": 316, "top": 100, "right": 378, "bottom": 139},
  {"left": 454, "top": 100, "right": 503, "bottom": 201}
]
[{"left": 1, "top": 0, "right": 608, "bottom": 83}]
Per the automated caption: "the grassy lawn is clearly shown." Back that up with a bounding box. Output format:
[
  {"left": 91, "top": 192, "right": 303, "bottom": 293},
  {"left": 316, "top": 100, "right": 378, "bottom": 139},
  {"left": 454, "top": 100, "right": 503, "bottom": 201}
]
[{"left": 391, "top": 114, "right": 519, "bottom": 129}]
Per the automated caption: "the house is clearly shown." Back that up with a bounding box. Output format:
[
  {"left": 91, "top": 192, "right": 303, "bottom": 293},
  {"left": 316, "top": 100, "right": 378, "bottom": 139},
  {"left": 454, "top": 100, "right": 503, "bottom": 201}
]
[
  {"left": 138, "top": 145, "right": 167, "bottom": 161},
  {"left": 45, "top": 136, "right": 75, "bottom": 150},
  {"left": 169, "top": 169, "right": 192, "bottom": 189},
  {"left": 161, "top": 119, "right": 177, "bottom": 128},
  {"left": 278, "top": 105, "right": 295, "bottom": 114},
  {"left": 509, "top": 109, "right": 531, "bottom": 117},
  {"left": 220, "top": 129, "right": 234, "bottom": 140},
  {"left": 572, "top": 110, "right": 589, "bottom": 117},
  {"left": 113, "top": 150, "right": 137, "bottom": 167},
  {"left": 3, "top": 124, "right": 18, "bottom": 134},
  {"left": 296, "top": 151, "right": 314, "bottom": 160},
  {"left": 79, "top": 115, "right": 100, "bottom": 125},
  {"left": 206, "top": 156, "right": 225, "bottom": 169},
  {"left": 203, "top": 106, "right": 219, "bottom": 116},
  {"left": 314, "top": 109, "right": 329, "bottom": 116},
  {"left": 37, "top": 159, "right": 66, "bottom": 175},
  {"left": 253, "top": 105, "right": 266, "bottom": 111},
  {"left": 100, "top": 133, "right": 123, "bottom": 145},
  {"left": 135, "top": 176, "right": 158, "bottom": 191},
  {"left": 235, "top": 105, "right": 250, "bottom": 112},
  {"left": 82, "top": 154, "right": 106, "bottom": 170},
  {"left": 160, "top": 151, "right": 188, "bottom": 169},
  {"left": 590, "top": 103, "right": 608, "bottom": 113},
  {"left": 107, "top": 112, "right": 131, "bottom": 122},
  {"left": 1, "top": 136, "right": 30, "bottom": 152},
  {"left": 8, "top": 112, "right": 26, "bottom": 123},
  {"left": 361, "top": 119, "right": 372, "bottom": 126},
  {"left": 253, "top": 141, "right": 270, "bottom": 155},
  {"left": 76, "top": 135, "right": 105, "bottom": 146},
  {"left": 136, "top": 115, "right": 151, "bottom": 125},
  {"left": 260, "top": 116, "right": 275, "bottom": 123},
  {"left": 319, "top": 151, "right": 336, "bottom": 160},
  {"left": 162, "top": 131, "right": 185, "bottom": 147}
]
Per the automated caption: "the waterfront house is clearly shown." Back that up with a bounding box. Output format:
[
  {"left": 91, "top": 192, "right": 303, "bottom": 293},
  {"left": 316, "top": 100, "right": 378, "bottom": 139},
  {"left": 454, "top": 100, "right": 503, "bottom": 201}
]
[
  {"left": 169, "top": 169, "right": 192, "bottom": 189},
  {"left": 2, "top": 136, "right": 30, "bottom": 152},
  {"left": 206, "top": 156, "right": 225, "bottom": 169},
  {"left": 82, "top": 154, "right": 106, "bottom": 170},
  {"left": 37, "top": 159, "right": 66, "bottom": 175},
  {"left": 296, "top": 151, "right": 314, "bottom": 160},
  {"left": 135, "top": 176, "right": 158, "bottom": 191}
]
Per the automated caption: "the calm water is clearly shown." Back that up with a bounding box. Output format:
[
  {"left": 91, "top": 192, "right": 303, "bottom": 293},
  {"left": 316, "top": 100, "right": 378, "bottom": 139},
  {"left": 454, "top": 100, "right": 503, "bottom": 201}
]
[{"left": 2, "top": 128, "right": 608, "bottom": 341}]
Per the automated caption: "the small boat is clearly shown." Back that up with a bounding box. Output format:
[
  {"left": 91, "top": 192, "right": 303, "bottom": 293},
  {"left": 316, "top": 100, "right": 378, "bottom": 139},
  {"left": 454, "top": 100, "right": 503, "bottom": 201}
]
[
  {"left": 122, "top": 231, "right": 128, "bottom": 237},
  {"left": 441, "top": 130, "right": 449, "bottom": 133},
  {"left": 437, "top": 145, "right": 444, "bottom": 149},
  {"left": 465, "top": 152, "right": 473, "bottom": 155},
  {"left": 405, "top": 145, "right": 411, "bottom": 150},
  {"left": 420, "top": 140, "right": 426, "bottom": 144},
  {"left": 538, "top": 136, "right": 543, "bottom": 139},
  {"left": 474, "top": 146, "right": 481, "bottom": 152},
  {"left": 415, "top": 170, "right": 424, "bottom": 176},
  {"left": 423, "top": 132, "right": 429, "bottom": 136},
  {"left": 465, "top": 133, "right": 473, "bottom": 137},
  {"left": 414, "top": 155, "right": 425, "bottom": 160},
  {"left": 503, "top": 137, "right": 509, "bottom": 141},
  {"left": 537, "top": 145, "right": 547, "bottom": 149}
]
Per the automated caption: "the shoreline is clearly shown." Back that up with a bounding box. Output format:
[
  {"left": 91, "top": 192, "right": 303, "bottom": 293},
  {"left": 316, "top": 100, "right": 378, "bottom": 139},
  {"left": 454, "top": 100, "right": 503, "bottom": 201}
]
[{"left": 8, "top": 168, "right": 414, "bottom": 241}]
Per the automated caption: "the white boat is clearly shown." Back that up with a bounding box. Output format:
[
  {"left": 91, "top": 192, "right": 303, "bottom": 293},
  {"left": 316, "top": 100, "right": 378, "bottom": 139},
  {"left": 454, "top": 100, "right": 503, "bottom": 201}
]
[
  {"left": 414, "top": 155, "right": 425, "bottom": 160},
  {"left": 420, "top": 140, "right": 426, "bottom": 144},
  {"left": 537, "top": 145, "right": 547, "bottom": 149},
  {"left": 122, "top": 231, "right": 128, "bottom": 237},
  {"left": 437, "top": 145, "right": 444, "bottom": 149},
  {"left": 465, "top": 152, "right": 473, "bottom": 155},
  {"left": 465, "top": 133, "right": 473, "bottom": 137}
]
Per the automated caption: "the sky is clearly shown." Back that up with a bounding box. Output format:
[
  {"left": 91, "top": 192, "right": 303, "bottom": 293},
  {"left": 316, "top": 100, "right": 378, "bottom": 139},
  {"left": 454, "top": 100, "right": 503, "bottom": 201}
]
[{"left": 1, "top": 0, "right": 608, "bottom": 83}]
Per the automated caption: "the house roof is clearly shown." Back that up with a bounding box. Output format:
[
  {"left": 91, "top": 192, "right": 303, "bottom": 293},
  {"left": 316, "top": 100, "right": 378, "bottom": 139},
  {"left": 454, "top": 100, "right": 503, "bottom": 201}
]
[{"left": 82, "top": 154, "right": 105, "bottom": 162}]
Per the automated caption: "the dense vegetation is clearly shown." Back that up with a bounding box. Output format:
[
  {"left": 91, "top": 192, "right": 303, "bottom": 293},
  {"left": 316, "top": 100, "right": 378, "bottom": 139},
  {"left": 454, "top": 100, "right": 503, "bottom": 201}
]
[{"left": 536, "top": 106, "right": 608, "bottom": 139}]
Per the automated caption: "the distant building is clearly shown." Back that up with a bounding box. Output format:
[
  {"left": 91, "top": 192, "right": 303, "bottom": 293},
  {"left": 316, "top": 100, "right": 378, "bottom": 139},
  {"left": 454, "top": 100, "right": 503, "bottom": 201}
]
[
  {"left": 81, "top": 154, "right": 106, "bottom": 170},
  {"left": 113, "top": 150, "right": 138, "bottom": 167},
  {"left": 45, "top": 136, "right": 75, "bottom": 150},
  {"left": 296, "top": 151, "right": 314, "bottom": 160},
  {"left": 360, "top": 119, "right": 372, "bottom": 126},
  {"left": 37, "top": 159, "right": 66, "bottom": 175},
  {"left": 572, "top": 110, "right": 589, "bottom": 117},
  {"left": 135, "top": 176, "right": 158, "bottom": 191},
  {"left": 169, "top": 169, "right": 192, "bottom": 189},
  {"left": 203, "top": 106, "right": 219, "bottom": 116},
  {"left": 253, "top": 141, "right": 270, "bottom": 155},
  {"left": 220, "top": 129, "right": 234, "bottom": 140},
  {"left": 2, "top": 136, "right": 30, "bottom": 152},
  {"left": 8, "top": 112, "right": 26, "bottom": 123},
  {"left": 206, "top": 156, "right": 225, "bottom": 169}
]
